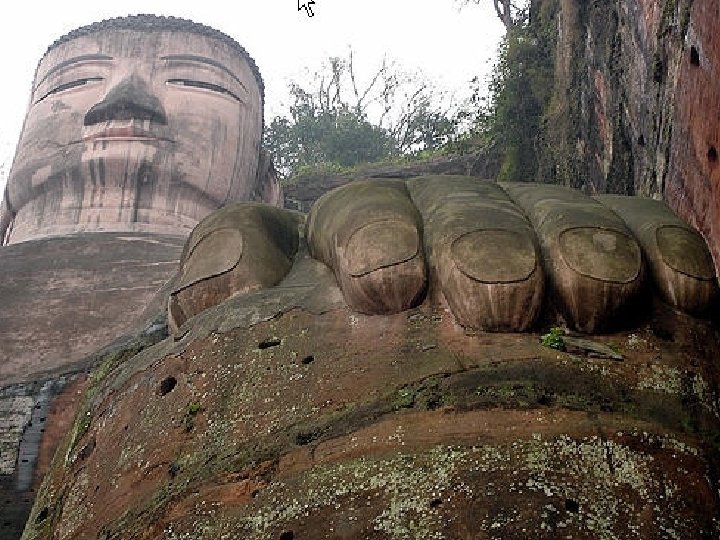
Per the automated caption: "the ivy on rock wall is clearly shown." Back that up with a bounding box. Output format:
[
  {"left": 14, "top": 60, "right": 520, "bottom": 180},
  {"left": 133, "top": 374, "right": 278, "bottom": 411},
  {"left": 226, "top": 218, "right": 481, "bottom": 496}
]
[{"left": 474, "top": 0, "right": 559, "bottom": 182}]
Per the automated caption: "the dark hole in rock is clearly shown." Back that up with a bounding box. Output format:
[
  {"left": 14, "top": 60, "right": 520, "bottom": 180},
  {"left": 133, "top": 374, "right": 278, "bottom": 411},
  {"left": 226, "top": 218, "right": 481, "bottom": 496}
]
[
  {"left": 3, "top": 522, "right": 10, "bottom": 527},
  {"left": 168, "top": 462, "right": 181, "bottom": 478},
  {"left": 600, "top": 401, "right": 615, "bottom": 412},
  {"left": 40, "top": 417, "right": 46, "bottom": 422},
  {"left": 690, "top": 46, "right": 700, "bottom": 66},
  {"left": 259, "top": 338, "right": 281, "bottom": 350},
  {"left": 430, "top": 498, "right": 443, "bottom": 508},
  {"left": 538, "top": 394, "right": 554, "bottom": 406},
  {"left": 279, "top": 532, "right": 294, "bottom": 540},
  {"left": 78, "top": 438, "right": 96, "bottom": 461},
  {"left": 35, "top": 404, "right": 41, "bottom": 409},
  {"left": 251, "top": 489, "right": 260, "bottom": 498},
  {"left": 708, "top": 146, "right": 718, "bottom": 163},
  {"left": 565, "top": 499, "right": 579, "bottom": 513},
  {"left": 35, "top": 507, "right": 49, "bottom": 524},
  {"left": 295, "top": 431, "right": 319, "bottom": 446},
  {"left": 424, "top": 394, "right": 443, "bottom": 410},
  {"left": 301, "top": 355, "right": 315, "bottom": 365},
  {"left": 651, "top": 325, "right": 673, "bottom": 341},
  {"left": 637, "top": 134, "right": 645, "bottom": 146},
  {"left": 21, "top": 459, "right": 29, "bottom": 463},
  {"left": 40, "top": 428, "right": 45, "bottom": 433},
  {"left": 159, "top": 376, "right": 177, "bottom": 396}
]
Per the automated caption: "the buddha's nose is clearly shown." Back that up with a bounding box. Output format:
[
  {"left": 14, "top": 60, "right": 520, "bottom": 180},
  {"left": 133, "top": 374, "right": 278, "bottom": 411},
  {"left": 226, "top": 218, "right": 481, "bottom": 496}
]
[{"left": 84, "top": 75, "right": 167, "bottom": 125}]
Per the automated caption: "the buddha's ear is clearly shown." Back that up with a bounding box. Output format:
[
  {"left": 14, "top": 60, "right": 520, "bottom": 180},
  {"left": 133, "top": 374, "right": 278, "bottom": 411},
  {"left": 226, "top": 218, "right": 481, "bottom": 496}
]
[{"left": 254, "top": 148, "right": 283, "bottom": 207}]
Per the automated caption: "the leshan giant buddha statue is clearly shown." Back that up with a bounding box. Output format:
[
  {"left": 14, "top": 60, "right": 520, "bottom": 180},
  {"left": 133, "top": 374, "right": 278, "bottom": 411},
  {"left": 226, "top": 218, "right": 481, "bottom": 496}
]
[
  {"left": 0, "top": 15, "right": 282, "bottom": 384},
  {"left": 5, "top": 15, "right": 720, "bottom": 540},
  {"left": 0, "top": 15, "right": 281, "bottom": 538}
]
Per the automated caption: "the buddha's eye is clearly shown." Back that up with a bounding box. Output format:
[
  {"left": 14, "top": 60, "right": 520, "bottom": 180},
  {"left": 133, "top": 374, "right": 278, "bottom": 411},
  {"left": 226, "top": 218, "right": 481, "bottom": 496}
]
[
  {"left": 36, "top": 77, "right": 103, "bottom": 103},
  {"left": 166, "top": 79, "right": 242, "bottom": 103}
]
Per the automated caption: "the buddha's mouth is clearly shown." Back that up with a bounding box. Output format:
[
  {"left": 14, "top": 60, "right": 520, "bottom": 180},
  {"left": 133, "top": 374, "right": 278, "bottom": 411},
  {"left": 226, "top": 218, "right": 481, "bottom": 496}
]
[{"left": 79, "top": 122, "right": 174, "bottom": 143}]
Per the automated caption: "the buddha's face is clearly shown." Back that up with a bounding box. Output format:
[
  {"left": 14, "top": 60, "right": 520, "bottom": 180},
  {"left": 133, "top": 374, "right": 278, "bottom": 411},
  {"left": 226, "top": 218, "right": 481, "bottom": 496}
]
[{"left": 2, "top": 28, "right": 272, "bottom": 243}]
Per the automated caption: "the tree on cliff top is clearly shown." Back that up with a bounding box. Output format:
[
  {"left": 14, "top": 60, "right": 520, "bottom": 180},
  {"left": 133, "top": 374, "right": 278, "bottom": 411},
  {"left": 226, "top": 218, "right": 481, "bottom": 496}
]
[
  {"left": 458, "top": 0, "right": 530, "bottom": 31},
  {"left": 460, "top": 0, "right": 557, "bottom": 181},
  {"left": 265, "top": 51, "right": 463, "bottom": 178}
]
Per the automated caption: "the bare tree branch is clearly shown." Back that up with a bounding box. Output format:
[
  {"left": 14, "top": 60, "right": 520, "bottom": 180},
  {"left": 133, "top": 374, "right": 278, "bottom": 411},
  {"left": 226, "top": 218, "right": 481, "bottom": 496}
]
[{"left": 459, "top": 0, "right": 523, "bottom": 31}]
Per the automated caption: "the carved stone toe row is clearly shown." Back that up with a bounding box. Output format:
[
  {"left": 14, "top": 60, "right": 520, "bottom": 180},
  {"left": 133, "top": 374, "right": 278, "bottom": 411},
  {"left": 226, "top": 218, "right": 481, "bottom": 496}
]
[
  {"left": 306, "top": 179, "right": 427, "bottom": 314},
  {"left": 409, "top": 177, "right": 544, "bottom": 331},
  {"left": 167, "top": 178, "right": 718, "bottom": 334},
  {"left": 168, "top": 203, "right": 300, "bottom": 334}
]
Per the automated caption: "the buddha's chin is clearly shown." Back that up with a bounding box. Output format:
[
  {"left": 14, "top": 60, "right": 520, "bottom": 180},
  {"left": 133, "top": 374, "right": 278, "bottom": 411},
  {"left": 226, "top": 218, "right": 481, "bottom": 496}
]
[{"left": 4, "top": 165, "right": 217, "bottom": 244}]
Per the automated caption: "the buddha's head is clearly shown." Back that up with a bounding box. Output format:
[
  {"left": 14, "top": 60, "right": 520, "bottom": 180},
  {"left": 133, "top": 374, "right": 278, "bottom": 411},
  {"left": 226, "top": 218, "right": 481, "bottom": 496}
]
[{"left": 0, "top": 15, "right": 281, "bottom": 244}]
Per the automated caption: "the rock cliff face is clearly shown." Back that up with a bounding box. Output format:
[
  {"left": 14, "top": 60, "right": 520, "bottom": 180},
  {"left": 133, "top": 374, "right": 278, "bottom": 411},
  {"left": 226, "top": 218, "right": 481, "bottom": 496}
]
[
  {"left": 542, "top": 0, "right": 720, "bottom": 273},
  {"left": 19, "top": 246, "right": 720, "bottom": 539},
  {"left": 0, "top": 233, "right": 183, "bottom": 537}
]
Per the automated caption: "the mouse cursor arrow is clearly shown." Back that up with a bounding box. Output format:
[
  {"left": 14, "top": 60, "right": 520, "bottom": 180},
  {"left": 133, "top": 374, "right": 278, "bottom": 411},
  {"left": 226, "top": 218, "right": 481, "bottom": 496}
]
[{"left": 298, "top": 0, "right": 316, "bottom": 17}]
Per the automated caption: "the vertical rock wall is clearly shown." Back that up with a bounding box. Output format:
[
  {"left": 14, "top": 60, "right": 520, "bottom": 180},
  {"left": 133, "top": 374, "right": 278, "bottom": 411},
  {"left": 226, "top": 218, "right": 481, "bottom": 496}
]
[
  {"left": 665, "top": 0, "right": 720, "bottom": 274},
  {"left": 541, "top": 0, "right": 720, "bottom": 273},
  {"left": 0, "top": 375, "right": 86, "bottom": 539}
]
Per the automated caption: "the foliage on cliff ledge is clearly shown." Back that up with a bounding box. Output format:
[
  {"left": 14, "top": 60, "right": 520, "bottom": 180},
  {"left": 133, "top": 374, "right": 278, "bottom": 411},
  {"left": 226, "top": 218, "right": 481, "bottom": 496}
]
[
  {"left": 466, "top": 0, "right": 559, "bottom": 181},
  {"left": 264, "top": 52, "right": 464, "bottom": 178}
]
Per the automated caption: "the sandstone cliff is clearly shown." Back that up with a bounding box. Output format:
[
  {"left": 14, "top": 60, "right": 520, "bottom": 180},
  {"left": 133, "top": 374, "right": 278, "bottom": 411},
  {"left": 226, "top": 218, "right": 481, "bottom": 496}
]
[{"left": 19, "top": 238, "right": 720, "bottom": 539}]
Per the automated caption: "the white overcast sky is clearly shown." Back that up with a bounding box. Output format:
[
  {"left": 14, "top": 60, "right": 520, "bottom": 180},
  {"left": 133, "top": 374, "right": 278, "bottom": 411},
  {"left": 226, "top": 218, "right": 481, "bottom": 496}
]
[{"left": 0, "top": 0, "right": 504, "bottom": 191}]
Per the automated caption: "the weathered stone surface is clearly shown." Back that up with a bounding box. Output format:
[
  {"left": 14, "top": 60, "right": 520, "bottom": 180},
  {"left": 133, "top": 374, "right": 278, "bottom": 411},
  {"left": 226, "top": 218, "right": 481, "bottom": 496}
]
[
  {"left": 0, "top": 15, "right": 280, "bottom": 245},
  {"left": 0, "top": 389, "right": 34, "bottom": 476},
  {"left": 0, "top": 233, "right": 183, "bottom": 385},
  {"left": 20, "top": 265, "right": 720, "bottom": 539}
]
